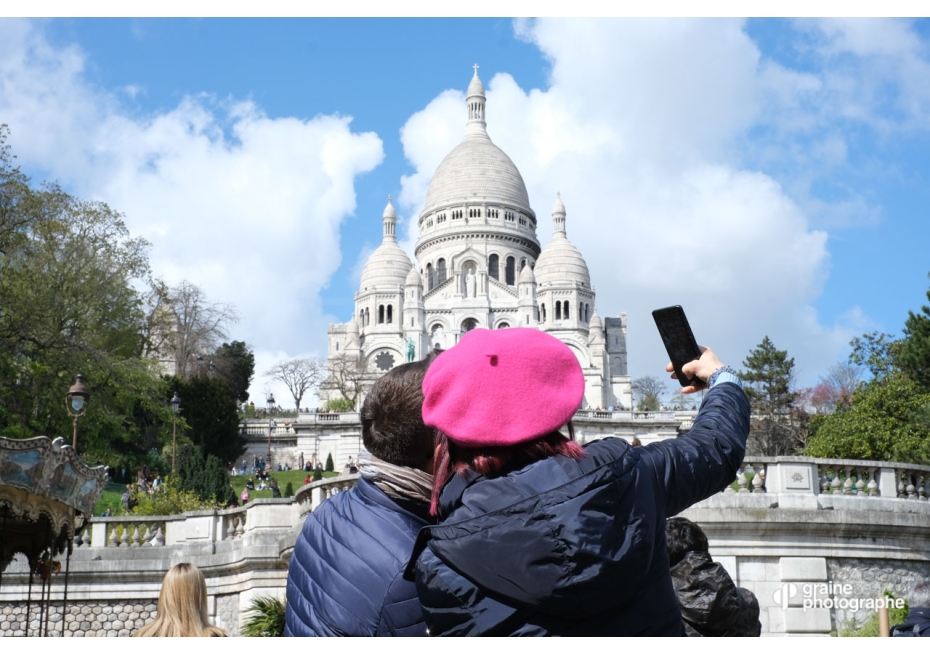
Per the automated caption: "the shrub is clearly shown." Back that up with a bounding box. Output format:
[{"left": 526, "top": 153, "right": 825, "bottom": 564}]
[
  {"left": 131, "top": 476, "right": 217, "bottom": 516},
  {"left": 839, "top": 591, "right": 909, "bottom": 637},
  {"left": 241, "top": 596, "right": 286, "bottom": 637},
  {"left": 284, "top": 481, "right": 294, "bottom": 497},
  {"left": 324, "top": 397, "right": 354, "bottom": 412},
  {"left": 325, "top": 453, "right": 334, "bottom": 472},
  {"left": 312, "top": 468, "right": 323, "bottom": 482}
]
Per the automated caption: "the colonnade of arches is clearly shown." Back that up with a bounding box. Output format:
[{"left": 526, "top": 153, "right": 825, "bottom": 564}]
[
  {"left": 359, "top": 304, "right": 395, "bottom": 326},
  {"left": 425, "top": 253, "right": 530, "bottom": 292},
  {"left": 539, "top": 301, "right": 591, "bottom": 323}
]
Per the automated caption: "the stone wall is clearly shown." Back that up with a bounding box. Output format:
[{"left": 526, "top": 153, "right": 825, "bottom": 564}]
[
  {"left": 826, "top": 558, "right": 930, "bottom": 630},
  {"left": 215, "top": 593, "right": 241, "bottom": 637},
  {"left": 0, "top": 600, "right": 157, "bottom": 637}
]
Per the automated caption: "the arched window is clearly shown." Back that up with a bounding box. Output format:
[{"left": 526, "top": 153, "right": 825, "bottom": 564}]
[
  {"left": 411, "top": 317, "right": 414, "bottom": 327},
  {"left": 541, "top": 304, "right": 546, "bottom": 322},
  {"left": 520, "top": 258, "right": 527, "bottom": 270},
  {"left": 426, "top": 263, "right": 435, "bottom": 291},
  {"left": 556, "top": 302, "right": 562, "bottom": 320},
  {"left": 564, "top": 301, "right": 570, "bottom": 320},
  {"left": 336, "top": 342, "right": 339, "bottom": 351},
  {"left": 488, "top": 254, "right": 499, "bottom": 281},
  {"left": 462, "top": 318, "right": 478, "bottom": 333},
  {"left": 437, "top": 258, "right": 447, "bottom": 285},
  {"left": 387, "top": 305, "right": 393, "bottom": 324},
  {"left": 497, "top": 322, "right": 510, "bottom": 329},
  {"left": 378, "top": 305, "right": 385, "bottom": 324},
  {"left": 586, "top": 304, "right": 590, "bottom": 322},
  {"left": 505, "top": 256, "right": 515, "bottom": 286}
]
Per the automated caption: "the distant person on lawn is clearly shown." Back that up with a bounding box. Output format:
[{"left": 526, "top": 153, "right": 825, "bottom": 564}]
[{"left": 285, "top": 350, "right": 441, "bottom": 636}]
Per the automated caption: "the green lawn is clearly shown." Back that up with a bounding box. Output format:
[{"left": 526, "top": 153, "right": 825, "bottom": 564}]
[
  {"left": 92, "top": 470, "right": 342, "bottom": 516},
  {"left": 229, "top": 469, "right": 339, "bottom": 501}
]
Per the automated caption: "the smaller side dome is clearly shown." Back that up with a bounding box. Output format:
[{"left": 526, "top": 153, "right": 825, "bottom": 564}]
[
  {"left": 347, "top": 315, "right": 359, "bottom": 333},
  {"left": 359, "top": 195, "right": 412, "bottom": 290},
  {"left": 518, "top": 263, "right": 536, "bottom": 285},
  {"left": 534, "top": 195, "right": 591, "bottom": 288},
  {"left": 405, "top": 266, "right": 422, "bottom": 287}
]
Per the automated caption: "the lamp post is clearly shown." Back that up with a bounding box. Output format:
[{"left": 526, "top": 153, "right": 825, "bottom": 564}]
[
  {"left": 266, "top": 393, "right": 276, "bottom": 468},
  {"left": 196, "top": 354, "right": 204, "bottom": 376},
  {"left": 65, "top": 374, "right": 91, "bottom": 450},
  {"left": 170, "top": 392, "right": 181, "bottom": 473}
]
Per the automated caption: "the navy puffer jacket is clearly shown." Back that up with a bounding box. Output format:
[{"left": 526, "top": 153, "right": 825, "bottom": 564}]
[
  {"left": 406, "top": 382, "right": 750, "bottom": 636},
  {"left": 285, "top": 477, "right": 430, "bottom": 636}
]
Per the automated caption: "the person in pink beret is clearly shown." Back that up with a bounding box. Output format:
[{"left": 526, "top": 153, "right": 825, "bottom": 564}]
[{"left": 404, "top": 327, "right": 750, "bottom": 636}]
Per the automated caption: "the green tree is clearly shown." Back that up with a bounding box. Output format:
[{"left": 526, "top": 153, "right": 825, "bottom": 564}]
[
  {"left": 741, "top": 337, "right": 806, "bottom": 456},
  {"left": 899, "top": 274, "right": 930, "bottom": 391},
  {"left": 173, "top": 443, "right": 233, "bottom": 504},
  {"left": 0, "top": 126, "right": 174, "bottom": 463},
  {"left": 325, "top": 452, "right": 334, "bottom": 472},
  {"left": 806, "top": 371, "right": 930, "bottom": 464},
  {"left": 170, "top": 375, "right": 246, "bottom": 465},
  {"left": 213, "top": 340, "right": 255, "bottom": 403}
]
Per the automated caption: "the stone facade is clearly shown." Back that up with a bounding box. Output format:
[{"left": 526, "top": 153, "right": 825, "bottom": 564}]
[{"left": 321, "top": 69, "right": 632, "bottom": 411}]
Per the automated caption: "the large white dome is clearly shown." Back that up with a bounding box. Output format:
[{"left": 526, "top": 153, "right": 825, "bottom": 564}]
[
  {"left": 422, "top": 138, "right": 531, "bottom": 215},
  {"left": 421, "top": 70, "right": 532, "bottom": 217}
]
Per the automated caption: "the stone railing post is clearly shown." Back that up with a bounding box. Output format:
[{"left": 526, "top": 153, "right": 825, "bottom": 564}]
[{"left": 877, "top": 467, "right": 898, "bottom": 498}]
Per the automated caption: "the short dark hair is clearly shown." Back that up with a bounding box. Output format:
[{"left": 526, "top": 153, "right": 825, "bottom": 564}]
[
  {"left": 665, "top": 517, "right": 709, "bottom": 567},
  {"left": 361, "top": 349, "right": 440, "bottom": 470}
]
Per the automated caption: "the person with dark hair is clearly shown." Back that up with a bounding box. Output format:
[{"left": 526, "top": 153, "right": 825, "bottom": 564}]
[
  {"left": 892, "top": 581, "right": 930, "bottom": 636},
  {"left": 284, "top": 349, "right": 441, "bottom": 637},
  {"left": 405, "top": 328, "right": 750, "bottom": 636},
  {"left": 665, "top": 517, "right": 761, "bottom": 636}
]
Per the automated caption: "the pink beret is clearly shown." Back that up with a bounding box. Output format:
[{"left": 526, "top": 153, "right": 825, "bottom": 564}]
[{"left": 422, "top": 328, "right": 585, "bottom": 447}]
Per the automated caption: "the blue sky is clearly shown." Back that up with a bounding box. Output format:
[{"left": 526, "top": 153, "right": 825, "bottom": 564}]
[{"left": 2, "top": 17, "right": 929, "bottom": 404}]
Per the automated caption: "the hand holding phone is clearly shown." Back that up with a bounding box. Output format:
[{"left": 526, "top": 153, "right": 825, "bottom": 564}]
[{"left": 652, "top": 306, "right": 704, "bottom": 389}]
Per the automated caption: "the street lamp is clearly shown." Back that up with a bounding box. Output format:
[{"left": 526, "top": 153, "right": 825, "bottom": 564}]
[
  {"left": 170, "top": 392, "right": 181, "bottom": 473},
  {"left": 196, "top": 354, "right": 204, "bottom": 376},
  {"left": 65, "top": 374, "right": 91, "bottom": 450},
  {"left": 266, "top": 393, "right": 276, "bottom": 468}
]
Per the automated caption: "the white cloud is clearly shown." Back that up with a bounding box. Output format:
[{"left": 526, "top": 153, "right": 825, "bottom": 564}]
[
  {"left": 397, "top": 18, "right": 883, "bottom": 385},
  {"left": 0, "top": 19, "right": 383, "bottom": 402}
]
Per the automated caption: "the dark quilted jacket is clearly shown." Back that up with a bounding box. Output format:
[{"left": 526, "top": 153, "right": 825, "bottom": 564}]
[
  {"left": 407, "top": 382, "right": 750, "bottom": 636},
  {"left": 285, "top": 477, "right": 431, "bottom": 636}
]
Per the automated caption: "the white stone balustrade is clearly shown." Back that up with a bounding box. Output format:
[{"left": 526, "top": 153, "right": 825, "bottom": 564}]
[{"left": 4, "top": 462, "right": 930, "bottom": 637}]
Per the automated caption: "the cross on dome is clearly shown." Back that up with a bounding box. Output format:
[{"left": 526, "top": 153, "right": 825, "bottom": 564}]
[{"left": 473, "top": 63, "right": 479, "bottom": 76}]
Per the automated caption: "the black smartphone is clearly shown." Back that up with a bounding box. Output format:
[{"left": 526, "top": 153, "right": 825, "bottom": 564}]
[{"left": 652, "top": 306, "right": 703, "bottom": 388}]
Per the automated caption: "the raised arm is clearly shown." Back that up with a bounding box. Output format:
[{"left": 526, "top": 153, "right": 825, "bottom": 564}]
[{"left": 639, "top": 347, "right": 751, "bottom": 517}]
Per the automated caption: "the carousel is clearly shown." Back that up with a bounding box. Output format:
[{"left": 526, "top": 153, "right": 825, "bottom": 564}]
[{"left": 0, "top": 435, "right": 108, "bottom": 636}]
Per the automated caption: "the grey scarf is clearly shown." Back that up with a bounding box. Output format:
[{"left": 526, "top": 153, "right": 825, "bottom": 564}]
[{"left": 358, "top": 452, "right": 433, "bottom": 505}]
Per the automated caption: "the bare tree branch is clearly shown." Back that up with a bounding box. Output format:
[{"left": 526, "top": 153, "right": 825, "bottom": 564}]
[
  {"left": 326, "top": 353, "right": 369, "bottom": 409},
  {"left": 265, "top": 357, "right": 327, "bottom": 410},
  {"left": 168, "top": 280, "right": 238, "bottom": 378}
]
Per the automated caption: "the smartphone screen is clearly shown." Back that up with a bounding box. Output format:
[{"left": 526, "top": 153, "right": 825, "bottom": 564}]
[{"left": 652, "top": 306, "right": 703, "bottom": 387}]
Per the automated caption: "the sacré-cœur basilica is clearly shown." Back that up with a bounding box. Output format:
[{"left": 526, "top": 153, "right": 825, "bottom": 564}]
[{"left": 320, "top": 68, "right": 632, "bottom": 411}]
